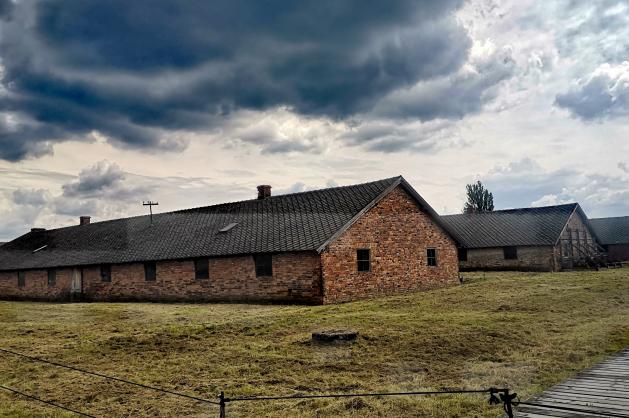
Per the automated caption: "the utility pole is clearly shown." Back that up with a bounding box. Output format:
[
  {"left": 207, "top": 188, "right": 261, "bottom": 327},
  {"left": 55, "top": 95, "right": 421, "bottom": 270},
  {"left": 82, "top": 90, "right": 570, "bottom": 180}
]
[{"left": 142, "top": 201, "right": 159, "bottom": 224}]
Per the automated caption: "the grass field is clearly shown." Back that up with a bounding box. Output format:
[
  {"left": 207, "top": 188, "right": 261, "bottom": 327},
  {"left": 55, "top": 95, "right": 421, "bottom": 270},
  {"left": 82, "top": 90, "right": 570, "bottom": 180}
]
[{"left": 0, "top": 270, "right": 628, "bottom": 417}]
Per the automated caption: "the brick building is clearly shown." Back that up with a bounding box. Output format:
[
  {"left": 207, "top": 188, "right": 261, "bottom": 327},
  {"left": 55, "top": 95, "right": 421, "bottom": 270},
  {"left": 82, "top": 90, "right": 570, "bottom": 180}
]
[
  {"left": 590, "top": 216, "right": 629, "bottom": 262},
  {"left": 0, "top": 176, "right": 459, "bottom": 304},
  {"left": 441, "top": 203, "right": 601, "bottom": 271}
]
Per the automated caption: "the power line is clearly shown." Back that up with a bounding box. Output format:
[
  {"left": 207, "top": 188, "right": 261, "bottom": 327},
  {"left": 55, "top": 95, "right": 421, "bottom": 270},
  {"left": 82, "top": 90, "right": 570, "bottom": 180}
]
[
  {"left": 0, "top": 384, "right": 97, "bottom": 417},
  {"left": 518, "top": 401, "right": 629, "bottom": 418},
  {"left": 0, "top": 347, "right": 220, "bottom": 406}
]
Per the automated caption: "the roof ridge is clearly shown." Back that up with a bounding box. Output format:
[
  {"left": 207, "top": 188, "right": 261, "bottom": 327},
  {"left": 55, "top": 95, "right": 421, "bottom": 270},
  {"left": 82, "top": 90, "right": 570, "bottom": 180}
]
[
  {"left": 442, "top": 202, "right": 578, "bottom": 217},
  {"left": 173, "top": 175, "right": 402, "bottom": 214},
  {"left": 590, "top": 215, "right": 629, "bottom": 221},
  {"left": 15, "top": 176, "right": 403, "bottom": 235},
  {"left": 0, "top": 175, "right": 407, "bottom": 269}
]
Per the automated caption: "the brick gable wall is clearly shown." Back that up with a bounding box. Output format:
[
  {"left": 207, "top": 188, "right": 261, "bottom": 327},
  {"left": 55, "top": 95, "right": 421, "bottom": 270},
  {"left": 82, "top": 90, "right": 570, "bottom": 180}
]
[
  {"left": 320, "top": 186, "right": 459, "bottom": 303},
  {"left": 553, "top": 209, "right": 597, "bottom": 269}
]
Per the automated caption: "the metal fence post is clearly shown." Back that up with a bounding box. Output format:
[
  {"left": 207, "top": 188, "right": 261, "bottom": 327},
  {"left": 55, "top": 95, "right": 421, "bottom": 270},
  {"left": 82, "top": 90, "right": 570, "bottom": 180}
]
[
  {"left": 219, "top": 392, "right": 226, "bottom": 418},
  {"left": 502, "top": 389, "right": 514, "bottom": 418}
]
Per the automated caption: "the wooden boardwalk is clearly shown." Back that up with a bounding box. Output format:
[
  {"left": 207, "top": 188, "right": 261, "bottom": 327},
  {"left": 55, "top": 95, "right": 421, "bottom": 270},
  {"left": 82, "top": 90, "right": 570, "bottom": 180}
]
[{"left": 515, "top": 349, "right": 629, "bottom": 417}]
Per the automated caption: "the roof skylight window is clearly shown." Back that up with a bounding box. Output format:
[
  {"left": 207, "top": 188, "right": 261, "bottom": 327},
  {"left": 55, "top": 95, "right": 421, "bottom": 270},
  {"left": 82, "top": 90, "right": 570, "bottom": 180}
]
[
  {"left": 32, "top": 245, "right": 48, "bottom": 253},
  {"left": 219, "top": 222, "right": 238, "bottom": 233}
]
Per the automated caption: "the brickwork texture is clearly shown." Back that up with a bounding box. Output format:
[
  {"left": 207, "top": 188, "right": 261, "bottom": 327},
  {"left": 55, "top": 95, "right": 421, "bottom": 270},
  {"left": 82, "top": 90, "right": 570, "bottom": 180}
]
[
  {"left": 0, "top": 185, "right": 459, "bottom": 304},
  {"left": 321, "top": 186, "right": 459, "bottom": 303}
]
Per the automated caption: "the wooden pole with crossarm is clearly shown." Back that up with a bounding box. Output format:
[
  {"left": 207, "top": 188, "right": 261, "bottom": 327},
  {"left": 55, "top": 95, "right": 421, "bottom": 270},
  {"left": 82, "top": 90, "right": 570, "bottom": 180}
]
[{"left": 142, "top": 201, "right": 159, "bottom": 224}]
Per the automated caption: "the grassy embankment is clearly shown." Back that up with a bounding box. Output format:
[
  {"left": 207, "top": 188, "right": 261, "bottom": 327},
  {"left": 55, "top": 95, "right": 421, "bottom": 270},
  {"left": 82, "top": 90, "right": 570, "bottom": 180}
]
[{"left": 0, "top": 270, "right": 628, "bottom": 417}]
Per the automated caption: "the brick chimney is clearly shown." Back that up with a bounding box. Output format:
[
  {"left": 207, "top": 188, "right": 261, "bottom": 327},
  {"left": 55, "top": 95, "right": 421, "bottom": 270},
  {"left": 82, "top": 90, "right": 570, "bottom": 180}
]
[
  {"left": 80, "top": 216, "right": 91, "bottom": 226},
  {"left": 257, "top": 185, "right": 272, "bottom": 199}
]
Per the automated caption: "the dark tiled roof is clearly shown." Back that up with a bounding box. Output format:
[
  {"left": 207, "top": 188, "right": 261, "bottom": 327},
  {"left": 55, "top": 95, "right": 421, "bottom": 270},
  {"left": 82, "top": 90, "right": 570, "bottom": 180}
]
[
  {"left": 590, "top": 216, "right": 629, "bottom": 245},
  {"left": 441, "top": 203, "right": 579, "bottom": 248},
  {"left": 0, "top": 176, "right": 440, "bottom": 271}
]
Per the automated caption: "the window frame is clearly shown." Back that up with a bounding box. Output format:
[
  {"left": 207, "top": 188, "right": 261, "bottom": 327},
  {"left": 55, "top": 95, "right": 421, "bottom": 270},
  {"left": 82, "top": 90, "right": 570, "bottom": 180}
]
[
  {"left": 17, "top": 271, "right": 25, "bottom": 288},
  {"left": 47, "top": 269, "right": 56, "bottom": 286},
  {"left": 100, "top": 265, "right": 112, "bottom": 283},
  {"left": 194, "top": 258, "right": 209, "bottom": 280},
  {"left": 427, "top": 248, "right": 438, "bottom": 267},
  {"left": 503, "top": 246, "right": 518, "bottom": 260},
  {"left": 457, "top": 248, "right": 468, "bottom": 262},
  {"left": 254, "top": 254, "right": 273, "bottom": 277},
  {"left": 356, "top": 248, "right": 371, "bottom": 272},
  {"left": 144, "top": 261, "right": 157, "bottom": 282}
]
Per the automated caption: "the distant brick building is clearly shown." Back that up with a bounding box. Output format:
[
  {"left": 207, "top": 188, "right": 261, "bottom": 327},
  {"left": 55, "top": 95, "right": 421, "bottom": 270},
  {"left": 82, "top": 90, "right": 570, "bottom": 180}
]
[
  {"left": 590, "top": 216, "right": 629, "bottom": 263},
  {"left": 441, "top": 204, "right": 601, "bottom": 271},
  {"left": 0, "top": 176, "right": 459, "bottom": 304}
]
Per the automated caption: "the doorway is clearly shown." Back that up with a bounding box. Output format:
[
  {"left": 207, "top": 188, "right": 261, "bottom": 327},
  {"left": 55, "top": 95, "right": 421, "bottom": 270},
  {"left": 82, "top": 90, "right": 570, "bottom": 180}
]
[{"left": 71, "top": 268, "right": 83, "bottom": 300}]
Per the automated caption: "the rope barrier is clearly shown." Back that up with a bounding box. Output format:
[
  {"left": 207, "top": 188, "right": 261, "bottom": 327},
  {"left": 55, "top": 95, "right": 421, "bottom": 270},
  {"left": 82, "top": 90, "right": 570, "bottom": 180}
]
[
  {"left": 226, "top": 388, "right": 496, "bottom": 402},
  {"left": 218, "top": 387, "right": 515, "bottom": 417},
  {"left": 0, "top": 347, "right": 220, "bottom": 406},
  {"left": 5, "top": 343, "right": 629, "bottom": 418},
  {"left": 0, "top": 384, "right": 97, "bottom": 417}
]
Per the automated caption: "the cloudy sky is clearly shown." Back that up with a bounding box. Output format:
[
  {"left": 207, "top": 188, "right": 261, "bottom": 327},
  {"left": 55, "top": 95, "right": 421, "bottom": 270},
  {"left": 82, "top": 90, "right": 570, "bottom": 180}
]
[{"left": 1, "top": 0, "right": 628, "bottom": 240}]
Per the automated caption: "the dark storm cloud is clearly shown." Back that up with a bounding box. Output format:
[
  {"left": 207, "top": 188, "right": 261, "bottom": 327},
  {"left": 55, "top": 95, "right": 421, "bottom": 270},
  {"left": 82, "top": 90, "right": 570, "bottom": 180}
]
[
  {"left": 339, "top": 45, "right": 514, "bottom": 153},
  {"left": 373, "top": 45, "right": 515, "bottom": 120},
  {"left": 62, "top": 161, "right": 125, "bottom": 197},
  {"left": 62, "top": 160, "right": 151, "bottom": 200},
  {"left": 341, "top": 120, "right": 463, "bottom": 153},
  {"left": 555, "top": 63, "right": 629, "bottom": 120},
  {"left": 0, "top": 0, "right": 470, "bottom": 160},
  {"left": 0, "top": 0, "right": 13, "bottom": 18}
]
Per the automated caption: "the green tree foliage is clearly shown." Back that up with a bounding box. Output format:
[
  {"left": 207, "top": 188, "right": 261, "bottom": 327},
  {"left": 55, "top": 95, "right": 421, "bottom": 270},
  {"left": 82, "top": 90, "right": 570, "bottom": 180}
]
[{"left": 463, "top": 181, "right": 494, "bottom": 213}]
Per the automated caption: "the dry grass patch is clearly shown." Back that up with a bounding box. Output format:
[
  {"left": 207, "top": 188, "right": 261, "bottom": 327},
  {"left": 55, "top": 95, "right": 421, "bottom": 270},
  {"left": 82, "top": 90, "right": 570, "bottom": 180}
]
[{"left": 0, "top": 270, "right": 628, "bottom": 417}]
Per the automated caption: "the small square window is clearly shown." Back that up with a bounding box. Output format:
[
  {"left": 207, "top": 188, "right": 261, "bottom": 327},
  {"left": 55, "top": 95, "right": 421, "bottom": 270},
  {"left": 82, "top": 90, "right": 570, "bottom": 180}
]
[
  {"left": 47, "top": 269, "right": 56, "bottom": 286},
  {"left": 427, "top": 248, "right": 437, "bottom": 267},
  {"left": 194, "top": 258, "right": 209, "bottom": 280},
  {"left": 254, "top": 254, "right": 273, "bottom": 277},
  {"left": 144, "top": 262, "right": 157, "bottom": 281},
  {"left": 457, "top": 248, "right": 468, "bottom": 262},
  {"left": 503, "top": 246, "right": 518, "bottom": 260},
  {"left": 101, "top": 265, "right": 112, "bottom": 283},
  {"left": 17, "top": 271, "right": 25, "bottom": 288},
  {"left": 357, "top": 249, "right": 371, "bottom": 272}
]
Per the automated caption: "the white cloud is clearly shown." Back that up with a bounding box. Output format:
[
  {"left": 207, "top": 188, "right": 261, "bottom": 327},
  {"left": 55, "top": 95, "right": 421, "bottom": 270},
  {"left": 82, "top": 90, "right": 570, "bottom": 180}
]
[{"left": 483, "top": 158, "right": 629, "bottom": 217}]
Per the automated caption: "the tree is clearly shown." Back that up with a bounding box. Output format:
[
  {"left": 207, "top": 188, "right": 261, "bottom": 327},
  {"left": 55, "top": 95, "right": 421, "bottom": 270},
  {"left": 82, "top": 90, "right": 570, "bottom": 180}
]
[{"left": 463, "top": 181, "right": 494, "bottom": 214}]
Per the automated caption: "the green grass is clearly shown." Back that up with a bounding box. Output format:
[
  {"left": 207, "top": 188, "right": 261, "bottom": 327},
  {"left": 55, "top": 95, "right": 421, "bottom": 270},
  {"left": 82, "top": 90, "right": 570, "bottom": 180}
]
[{"left": 0, "top": 270, "right": 628, "bottom": 417}]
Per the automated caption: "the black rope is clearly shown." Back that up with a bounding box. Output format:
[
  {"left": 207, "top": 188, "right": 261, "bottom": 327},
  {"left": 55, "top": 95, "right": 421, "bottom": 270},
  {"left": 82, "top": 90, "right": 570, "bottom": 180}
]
[
  {"left": 226, "top": 388, "right": 499, "bottom": 402},
  {"left": 518, "top": 401, "right": 629, "bottom": 418},
  {"left": 0, "top": 347, "right": 220, "bottom": 406},
  {"left": 0, "top": 384, "right": 97, "bottom": 417},
  {"left": 1, "top": 347, "right": 514, "bottom": 413}
]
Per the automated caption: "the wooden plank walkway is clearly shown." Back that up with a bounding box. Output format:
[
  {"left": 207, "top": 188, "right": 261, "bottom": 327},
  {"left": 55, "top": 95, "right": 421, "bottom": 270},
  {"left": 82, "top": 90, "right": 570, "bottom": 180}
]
[{"left": 515, "top": 349, "right": 629, "bottom": 417}]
